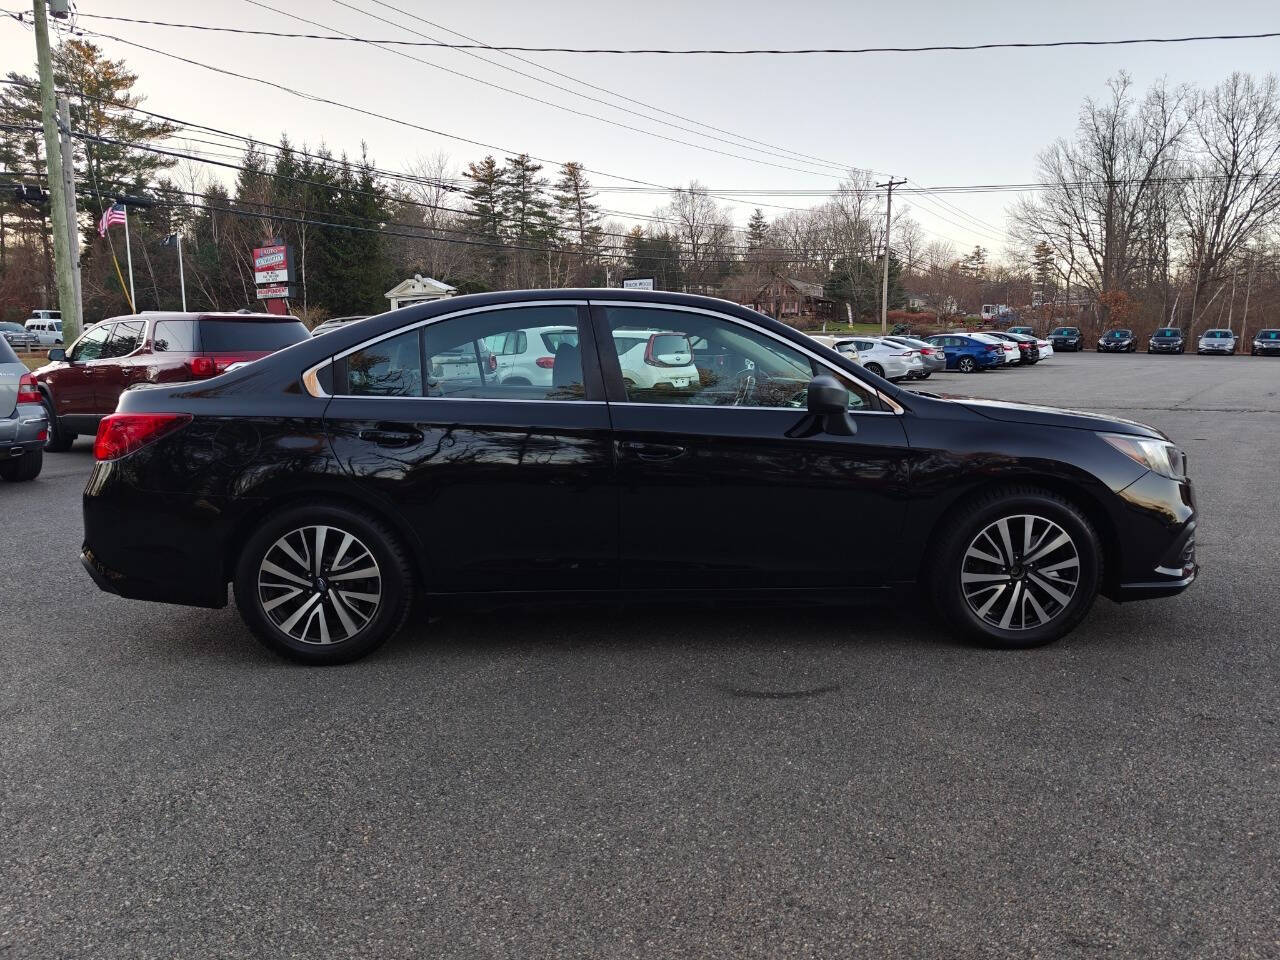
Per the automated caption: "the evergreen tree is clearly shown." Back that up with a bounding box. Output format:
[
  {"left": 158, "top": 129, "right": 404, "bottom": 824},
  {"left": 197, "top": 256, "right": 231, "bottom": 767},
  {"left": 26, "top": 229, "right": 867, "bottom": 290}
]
[
  {"left": 553, "top": 161, "right": 603, "bottom": 285},
  {"left": 746, "top": 208, "right": 770, "bottom": 251},
  {"left": 464, "top": 155, "right": 506, "bottom": 288}
]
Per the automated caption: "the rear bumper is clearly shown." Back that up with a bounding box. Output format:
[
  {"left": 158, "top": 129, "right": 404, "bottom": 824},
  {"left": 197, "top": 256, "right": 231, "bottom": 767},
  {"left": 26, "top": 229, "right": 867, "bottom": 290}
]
[
  {"left": 82, "top": 459, "right": 235, "bottom": 608},
  {"left": 0, "top": 402, "right": 47, "bottom": 453}
]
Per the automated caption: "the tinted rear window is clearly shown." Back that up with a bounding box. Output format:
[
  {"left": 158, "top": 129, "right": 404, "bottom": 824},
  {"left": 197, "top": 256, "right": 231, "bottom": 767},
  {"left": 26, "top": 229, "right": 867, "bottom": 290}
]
[{"left": 198, "top": 319, "right": 309, "bottom": 352}]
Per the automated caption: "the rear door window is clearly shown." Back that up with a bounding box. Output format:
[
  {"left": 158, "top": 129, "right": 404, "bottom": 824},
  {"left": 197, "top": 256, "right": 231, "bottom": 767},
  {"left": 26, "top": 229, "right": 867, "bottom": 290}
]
[
  {"left": 198, "top": 319, "right": 309, "bottom": 352},
  {"left": 346, "top": 329, "right": 423, "bottom": 397},
  {"left": 153, "top": 319, "right": 197, "bottom": 352}
]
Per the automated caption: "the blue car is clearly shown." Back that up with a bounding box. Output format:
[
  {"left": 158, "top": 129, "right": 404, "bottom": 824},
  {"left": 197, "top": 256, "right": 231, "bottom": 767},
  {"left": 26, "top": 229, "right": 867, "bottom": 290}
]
[{"left": 926, "top": 334, "right": 1004, "bottom": 373}]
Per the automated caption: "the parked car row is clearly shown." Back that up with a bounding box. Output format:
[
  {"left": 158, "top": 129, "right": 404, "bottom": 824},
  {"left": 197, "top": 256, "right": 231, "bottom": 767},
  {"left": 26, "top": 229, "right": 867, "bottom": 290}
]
[{"left": 1043, "top": 324, "right": 1280, "bottom": 356}]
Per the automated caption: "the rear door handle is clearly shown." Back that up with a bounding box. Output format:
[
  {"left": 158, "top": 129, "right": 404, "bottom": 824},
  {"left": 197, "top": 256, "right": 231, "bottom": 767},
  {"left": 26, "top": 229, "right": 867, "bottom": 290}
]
[
  {"left": 358, "top": 426, "right": 424, "bottom": 448},
  {"left": 618, "top": 440, "right": 686, "bottom": 462}
]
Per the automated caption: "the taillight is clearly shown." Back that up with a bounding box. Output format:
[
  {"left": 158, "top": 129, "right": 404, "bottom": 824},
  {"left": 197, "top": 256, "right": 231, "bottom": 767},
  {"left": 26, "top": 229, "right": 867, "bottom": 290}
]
[
  {"left": 187, "top": 356, "right": 217, "bottom": 377},
  {"left": 986, "top": 344, "right": 1001, "bottom": 352},
  {"left": 16, "top": 372, "right": 40, "bottom": 405},
  {"left": 94, "top": 413, "right": 192, "bottom": 461},
  {"left": 535, "top": 356, "right": 556, "bottom": 369}
]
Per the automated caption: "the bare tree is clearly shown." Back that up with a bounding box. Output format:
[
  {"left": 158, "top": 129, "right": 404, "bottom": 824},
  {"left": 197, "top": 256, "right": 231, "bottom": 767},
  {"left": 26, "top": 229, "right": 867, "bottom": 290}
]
[
  {"left": 662, "top": 181, "right": 734, "bottom": 292},
  {"left": 1178, "top": 73, "right": 1280, "bottom": 334},
  {"left": 1011, "top": 73, "right": 1186, "bottom": 324}
]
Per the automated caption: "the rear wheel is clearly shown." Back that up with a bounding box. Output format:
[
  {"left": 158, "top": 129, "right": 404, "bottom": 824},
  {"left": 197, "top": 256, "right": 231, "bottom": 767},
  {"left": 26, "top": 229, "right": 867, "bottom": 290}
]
[
  {"left": 931, "top": 486, "right": 1102, "bottom": 649},
  {"left": 957, "top": 356, "right": 976, "bottom": 373},
  {"left": 864, "top": 362, "right": 884, "bottom": 377},
  {"left": 41, "top": 395, "right": 75, "bottom": 452},
  {"left": 0, "top": 448, "right": 42, "bottom": 482},
  {"left": 233, "top": 503, "right": 414, "bottom": 665}
]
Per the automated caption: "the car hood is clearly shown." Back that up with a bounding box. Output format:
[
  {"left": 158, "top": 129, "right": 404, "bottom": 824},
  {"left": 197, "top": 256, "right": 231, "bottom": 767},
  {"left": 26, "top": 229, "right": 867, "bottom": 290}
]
[{"left": 938, "top": 396, "right": 1165, "bottom": 439}]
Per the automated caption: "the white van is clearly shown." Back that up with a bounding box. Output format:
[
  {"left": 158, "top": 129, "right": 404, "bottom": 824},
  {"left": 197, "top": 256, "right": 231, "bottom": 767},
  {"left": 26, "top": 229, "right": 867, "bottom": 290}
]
[{"left": 25, "top": 310, "right": 63, "bottom": 346}]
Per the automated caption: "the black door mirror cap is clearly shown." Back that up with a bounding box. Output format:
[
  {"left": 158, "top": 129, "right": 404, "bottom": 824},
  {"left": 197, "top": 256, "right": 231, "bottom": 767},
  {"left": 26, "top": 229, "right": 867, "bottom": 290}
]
[{"left": 788, "top": 375, "right": 858, "bottom": 438}]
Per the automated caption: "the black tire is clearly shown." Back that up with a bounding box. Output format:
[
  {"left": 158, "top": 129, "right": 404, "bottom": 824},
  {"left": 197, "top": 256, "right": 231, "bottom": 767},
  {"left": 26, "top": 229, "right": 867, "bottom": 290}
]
[
  {"left": 957, "top": 356, "right": 977, "bottom": 373},
  {"left": 929, "top": 485, "right": 1103, "bottom": 649},
  {"left": 233, "top": 502, "right": 415, "bottom": 665},
  {"left": 864, "top": 362, "right": 884, "bottom": 377},
  {"left": 0, "top": 448, "right": 42, "bottom": 482},
  {"left": 41, "top": 395, "right": 75, "bottom": 452},
  {"left": 917, "top": 370, "right": 932, "bottom": 380}
]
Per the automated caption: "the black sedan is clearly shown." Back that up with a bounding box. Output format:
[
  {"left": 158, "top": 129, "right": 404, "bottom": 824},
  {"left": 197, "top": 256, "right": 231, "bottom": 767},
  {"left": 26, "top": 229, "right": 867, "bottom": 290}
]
[
  {"left": 80, "top": 290, "right": 1199, "bottom": 664},
  {"left": 1098, "top": 329, "right": 1137, "bottom": 352},
  {"left": 1252, "top": 329, "right": 1280, "bottom": 355},
  {"left": 1048, "top": 326, "right": 1082, "bottom": 351},
  {"left": 1148, "top": 327, "right": 1186, "bottom": 354}
]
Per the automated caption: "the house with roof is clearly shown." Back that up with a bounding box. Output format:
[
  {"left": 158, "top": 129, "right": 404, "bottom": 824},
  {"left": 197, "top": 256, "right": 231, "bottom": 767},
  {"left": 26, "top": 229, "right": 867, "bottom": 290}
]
[
  {"left": 741, "top": 276, "right": 835, "bottom": 322},
  {"left": 384, "top": 275, "right": 457, "bottom": 310}
]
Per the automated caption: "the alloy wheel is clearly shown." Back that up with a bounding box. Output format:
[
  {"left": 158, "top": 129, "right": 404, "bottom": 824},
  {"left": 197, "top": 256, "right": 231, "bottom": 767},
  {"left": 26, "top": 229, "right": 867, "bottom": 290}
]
[
  {"left": 960, "top": 513, "right": 1080, "bottom": 631},
  {"left": 257, "top": 524, "right": 382, "bottom": 645}
]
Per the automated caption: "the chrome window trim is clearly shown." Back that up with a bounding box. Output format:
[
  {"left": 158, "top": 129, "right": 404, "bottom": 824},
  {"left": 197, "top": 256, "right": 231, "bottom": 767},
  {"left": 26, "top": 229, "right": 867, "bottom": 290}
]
[
  {"left": 304, "top": 297, "right": 905, "bottom": 414},
  {"left": 590, "top": 300, "right": 905, "bottom": 415},
  {"left": 303, "top": 300, "right": 588, "bottom": 399}
]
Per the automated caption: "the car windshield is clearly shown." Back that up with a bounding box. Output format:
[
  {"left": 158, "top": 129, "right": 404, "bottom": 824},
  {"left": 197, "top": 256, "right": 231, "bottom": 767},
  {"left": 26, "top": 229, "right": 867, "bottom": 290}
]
[
  {"left": 1259, "top": 330, "right": 1280, "bottom": 340},
  {"left": 199, "top": 318, "right": 310, "bottom": 352},
  {"left": 1155, "top": 329, "right": 1180, "bottom": 337},
  {"left": 1051, "top": 328, "right": 1078, "bottom": 335},
  {"left": 1205, "top": 330, "right": 1232, "bottom": 338},
  {"left": 1106, "top": 330, "right": 1132, "bottom": 339}
]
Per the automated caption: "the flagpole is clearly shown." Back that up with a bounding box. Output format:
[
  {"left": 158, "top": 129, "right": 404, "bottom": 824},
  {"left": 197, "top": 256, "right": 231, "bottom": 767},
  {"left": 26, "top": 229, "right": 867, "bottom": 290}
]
[
  {"left": 123, "top": 205, "right": 136, "bottom": 311},
  {"left": 176, "top": 232, "right": 187, "bottom": 311}
]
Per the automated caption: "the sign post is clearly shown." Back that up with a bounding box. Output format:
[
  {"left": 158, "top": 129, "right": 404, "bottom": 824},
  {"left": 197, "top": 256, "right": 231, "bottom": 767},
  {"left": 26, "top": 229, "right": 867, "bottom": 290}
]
[{"left": 252, "top": 243, "right": 294, "bottom": 315}]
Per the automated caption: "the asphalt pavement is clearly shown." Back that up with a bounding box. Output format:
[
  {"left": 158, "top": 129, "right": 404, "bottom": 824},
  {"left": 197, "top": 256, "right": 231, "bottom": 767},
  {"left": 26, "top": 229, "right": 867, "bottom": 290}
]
[{"left": 2, "top": 353, "right": 1277, "bottom": 959}]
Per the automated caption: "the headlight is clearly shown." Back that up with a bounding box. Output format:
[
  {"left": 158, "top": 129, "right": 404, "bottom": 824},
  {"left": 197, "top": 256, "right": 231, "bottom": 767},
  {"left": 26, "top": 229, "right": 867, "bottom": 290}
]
[{"left": 1100, "top": 433, "right": 1186, "bottom": 480}]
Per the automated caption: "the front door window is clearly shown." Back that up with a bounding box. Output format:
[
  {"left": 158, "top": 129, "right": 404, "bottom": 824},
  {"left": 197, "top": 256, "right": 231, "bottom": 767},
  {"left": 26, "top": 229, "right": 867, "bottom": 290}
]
[{"left": 603, "top": 307, "right": 879, "bottom": 411}]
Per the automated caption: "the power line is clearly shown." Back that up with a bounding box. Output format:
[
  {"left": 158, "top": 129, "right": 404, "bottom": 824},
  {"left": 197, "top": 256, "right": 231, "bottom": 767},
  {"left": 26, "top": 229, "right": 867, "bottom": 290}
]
[
  {"left": 240, "top": 0, "right": 850, "bottom": 180},
  {"left": 53, "top": 13, "right": 1280, "bottom": 55},
  {"left": 347, "top": 0, "right": 865, "bottom": 175}
]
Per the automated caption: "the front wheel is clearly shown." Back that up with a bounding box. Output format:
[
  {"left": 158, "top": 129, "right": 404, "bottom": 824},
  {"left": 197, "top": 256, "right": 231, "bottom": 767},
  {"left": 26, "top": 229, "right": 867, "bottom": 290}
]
[
  {"left": 930, "top": 486, "right": 1102, "bottom": 649},
  {"left": 957, "top": 356, "right": 977, "bottom": 373},
  {"left": 233, "top": 503, "right": 414, "bottom": 665}
]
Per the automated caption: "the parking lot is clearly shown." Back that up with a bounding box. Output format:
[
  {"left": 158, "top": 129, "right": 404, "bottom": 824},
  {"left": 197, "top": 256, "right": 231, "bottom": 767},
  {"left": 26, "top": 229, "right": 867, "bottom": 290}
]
[{"left": 2, "top": 353, "right": 1277, "bottom": 958}]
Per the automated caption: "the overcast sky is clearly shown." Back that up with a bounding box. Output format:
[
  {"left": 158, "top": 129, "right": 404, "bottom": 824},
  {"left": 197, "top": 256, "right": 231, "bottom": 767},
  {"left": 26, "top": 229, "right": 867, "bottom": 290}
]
[{"left": 5, "top": 0, "right": 1280, "bottom": 255}]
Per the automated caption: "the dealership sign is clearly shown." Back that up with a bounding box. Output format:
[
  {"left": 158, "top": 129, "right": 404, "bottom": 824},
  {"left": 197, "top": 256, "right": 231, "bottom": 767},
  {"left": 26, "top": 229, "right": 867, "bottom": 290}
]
[
  {"left": 622, "top": 277, "right": 655, "bottom": 290},
  {"left": 252, "top": 244, "right": 293, "bottom": 285},
  {"left": 255, "top": 283, "right": 296, "bottom": 300}
]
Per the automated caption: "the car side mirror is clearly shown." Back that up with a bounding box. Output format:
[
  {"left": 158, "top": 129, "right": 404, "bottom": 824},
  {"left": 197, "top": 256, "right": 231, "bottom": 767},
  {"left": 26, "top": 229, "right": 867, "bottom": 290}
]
[
  {"left": 795, "top": 375, "right": 857, "bottom": 437},
  {"left": 47, "top": 347, "right": 66, "bottom": 362}
]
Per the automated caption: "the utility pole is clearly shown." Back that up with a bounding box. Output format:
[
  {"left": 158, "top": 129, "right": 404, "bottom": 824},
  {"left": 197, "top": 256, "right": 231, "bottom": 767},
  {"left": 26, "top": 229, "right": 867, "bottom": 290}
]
[
  {"left": 57, "top": 95, "right": 82, "bottom": 334},
  {"left": 876, "top": 178, "right": 906, "bottom": 333},
  {"left": 33, "top": 0, "right": 77, "bottom": 339}
]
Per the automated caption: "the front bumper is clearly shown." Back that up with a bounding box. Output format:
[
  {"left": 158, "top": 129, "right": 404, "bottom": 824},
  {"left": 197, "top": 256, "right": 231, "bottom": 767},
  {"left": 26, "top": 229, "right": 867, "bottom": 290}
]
[
  {"left": 1149, "top": 341, "right": 1183, "bottom": 352},
  {"left": 1112, "top": 521, "right": 1198, "bottom": 600},
  {"left": 1105, "top": 470, "right": 1199, "bottom": 602},
  {"left": 1254, "top": 344, "right": 1280, "bottom": 354},
  {"left": 1098, "top": 342, "right": 1133, "bottom": 352},
  {"left": 1198, "top": 344, "right": 1234, "bottom": 353}
]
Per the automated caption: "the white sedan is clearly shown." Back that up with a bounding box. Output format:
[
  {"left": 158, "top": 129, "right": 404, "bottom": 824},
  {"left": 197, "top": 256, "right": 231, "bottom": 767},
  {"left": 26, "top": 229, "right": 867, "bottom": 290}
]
[
  {"left": 971, "top": 332, "right": 1019, "bottom": 364},
  {"left": 844, "top": 336, "right": 925, "bottom": 380}
]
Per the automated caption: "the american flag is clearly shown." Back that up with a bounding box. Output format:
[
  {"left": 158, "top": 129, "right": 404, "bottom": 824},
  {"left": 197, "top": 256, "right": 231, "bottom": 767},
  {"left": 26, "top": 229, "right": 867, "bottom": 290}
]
[{"left": 98, "top": 202, "right": 126, "bottom": 237}]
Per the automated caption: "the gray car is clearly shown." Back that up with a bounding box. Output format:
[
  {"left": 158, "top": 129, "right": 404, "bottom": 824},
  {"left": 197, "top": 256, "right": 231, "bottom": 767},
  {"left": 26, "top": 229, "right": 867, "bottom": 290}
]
[
  {"left": 0, "top": 321, "right": 40, "bottom": 352},
  {"left": 0, "top": 336, "right": 46, "bottom": 481},
  {"left": 883, "top": 335, "right": 946, "bottom": 378}
]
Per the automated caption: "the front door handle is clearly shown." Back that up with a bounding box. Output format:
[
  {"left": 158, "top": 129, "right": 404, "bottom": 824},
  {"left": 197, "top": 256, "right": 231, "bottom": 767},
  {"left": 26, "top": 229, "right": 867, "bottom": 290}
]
[
  {"left": 619, "top": 440, "right": 686, "bottom": 462},
  {"left": 359, "top": 426, "right": 424, "bottom": 448}
]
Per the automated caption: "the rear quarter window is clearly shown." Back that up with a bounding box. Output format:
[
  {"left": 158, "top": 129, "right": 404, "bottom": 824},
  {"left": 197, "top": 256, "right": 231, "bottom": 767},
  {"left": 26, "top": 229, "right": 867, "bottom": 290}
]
[
  {"left": 153, "top": 319, "right": 197, "bottom": 352},
  {"left": 198, "top": 319, "right": 310, "bottom": 352}
]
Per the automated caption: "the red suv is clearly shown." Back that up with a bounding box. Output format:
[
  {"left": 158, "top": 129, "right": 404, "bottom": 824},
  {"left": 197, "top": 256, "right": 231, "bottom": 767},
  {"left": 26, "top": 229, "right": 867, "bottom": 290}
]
[{"left": 35, "top": 311, "right": 310, "bottom": 451}]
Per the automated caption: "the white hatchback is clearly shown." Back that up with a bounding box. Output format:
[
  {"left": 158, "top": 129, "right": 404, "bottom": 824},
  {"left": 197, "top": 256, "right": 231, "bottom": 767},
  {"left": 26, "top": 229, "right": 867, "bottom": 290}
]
[
  {"left": 613, "top": 329, "right": 699, "bottom": 390},
  {"left": 484, "top": 324, "right": 582, "bottom": 386}
]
